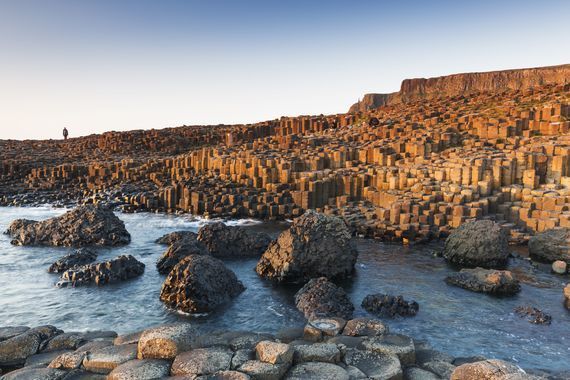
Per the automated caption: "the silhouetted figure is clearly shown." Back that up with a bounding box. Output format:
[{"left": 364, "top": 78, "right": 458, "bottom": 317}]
[{"left": 63, "top": 127, "right": 69, "bottom": 140}]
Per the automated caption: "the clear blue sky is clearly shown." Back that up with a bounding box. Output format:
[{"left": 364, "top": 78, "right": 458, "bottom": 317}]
[{"left": 1, "top": 0, "right": 569, "bottom": 140}]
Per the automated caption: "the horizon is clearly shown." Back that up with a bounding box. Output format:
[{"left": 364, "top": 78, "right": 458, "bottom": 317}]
[{"left": 1, "top": 0, "right": 570, "bottom": 140}]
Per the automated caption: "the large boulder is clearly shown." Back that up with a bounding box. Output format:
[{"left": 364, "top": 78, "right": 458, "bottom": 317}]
[
  {"left": 156, "top": 235, "right": 208, "bottom": 274},
  {"left": 58, "top": 255, "right": 145, "bottom": 287},
  {"left": 137, "top": 323, "right": 197, "bottom": 360},
  {"left": 256, "top": 211, "right": 358, "bottom": 283},
  {"left": 48, "top": 248, "right": 98, "bottom": 273},
  {"left": 160, "top": 255, "right": 245, "bottom": 313},
  {"left": 528, "top": 228, "right": 570, "bottom": 264},
  {"left": 443, "top": 220, "right": 509, "bottom": 269},
  {"left": 361, "top": 294, "right": 419, "bottom": 318},
  {"left": 294, "top": 277, "right": 354, "bottom": 320},
  {"left": 451, "top": 359, "right": 530, "bottom": 380},
  {"left": 445, "top": 268, "right": 520, "bottom": 296},
  {"left": 197, "top": 222, "right": 272, "bottom": 258},
  {"left": 6, "top": 205, "right": 130, "bottom": 247},
  {"left": 155, "top": 231, "right": 198, "bottom": 245},
  {"left": 0, "top": 325, "right": 61, "bottom": 367}
]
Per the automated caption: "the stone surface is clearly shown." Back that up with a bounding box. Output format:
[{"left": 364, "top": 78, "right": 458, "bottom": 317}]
[
  {"left": 421, "top": 360, "right": 456, "bottom": 379},
  {"left": 285, "top": 362, "right": 349, "bottom": 380},
  {"left": 0, "top": 367, "right": 67, "bottom": 380},
  {"left": 160, "top": 255, "right": 245, "bottom": 313},
  {"left": 7, "top": 205, "right": 130, "bottom": 247},
  {"left": 48, "top": 248, "right": 98, "bottom": 273},
  {"left": 49, "top": 351, "right": 86, "bottom": 370},
  {"left": 41, "top": 332, "right": 86, "bottom": 352},
  {"left": 343, "top": 348, "right": 403, "bottom": 380},
  {"left": 171, "top": 347, "right": 233, "bottom": 376},
  {"left": 529, "top": 228, "right": 570, "bottom": 264},
  {"left": 137, "top": 323, "right": 197, "bottom": 360},
  {"left": 0, "top": 326, "right": 29, "bottom": 342},
  {"left": 58, "top": 255, "right": 145, "bottom": 287},
  {"left": 256, "top": 341, "right": 293, "bottom": 365},
  {"left": 107, "top": 359, "right": 171, "bottom": 380},
  {"left": 256, "top": 211, "right": 358, "bottom": 283},
  {"left": 82, "top": 343, "right": 138, "bottom": 374},
  {"left": 155, "top": 231, "right": 198, "bottom": 245},
  {"left": 450, "top": 359, "right": 529, "bottom": 380},
  {"left": 552, "top": 260, "right": 568, "bottom": 274},
  {"left": 445, "top": 268, "right": 521, "bottom": 296},
  {"left": 361, "top": 294, "right": 419, "bottom": 318},
  {"left": 361, "top": 334, "right": 416, "bottom": 366},
  {"left": 197, "top": 222, "right": 272, "bottom": 257},
  {"left": 565, "top": 284, "right": 570, "bottom": 309},
  {"left": 292, "top": 343, "right": 340, "bottom": 364},
  {"left": 294, "top": 277, "right": 354, "bottom": 320},
  {"left": 24, "top": 349, "right": 70, "bottom": 367},
  {"left": 443, "top": 220, "right": 509, "bottom": 269},
  {"left": 342, "top": 318, "right": 389, "bottom": 337},
  {"left": 404, "top": 366, "right": 440, "bottom": 380},
  {"left": 238, "top": 360, "right": 289, "bottom": 380},
  {"left": 156, "top": 235, "right": 208, "bottom": 274},
  {"left": 514, "top": 306, "right": 552, "bottom": 325},
  {"left": 0, "top": 326, "right": 60, "bottom": 366}
]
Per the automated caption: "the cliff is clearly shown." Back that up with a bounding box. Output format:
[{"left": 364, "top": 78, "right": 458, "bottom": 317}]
[{"left": 349, "top": 63, "right": 570, "bottom": 112}]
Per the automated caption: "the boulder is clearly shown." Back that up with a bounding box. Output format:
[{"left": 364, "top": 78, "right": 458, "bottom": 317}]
[
  {"left": 343, "top": 348, "right": 402, "bottom": 380},
  {"left": 445, "top": 268, "right": 520, "bottom": 296},
  {"left": 114, "top": 331, "right": 143, "bottom": 346},
  {"left": 0, "top": 326, "right": 60, "bottom": 367},
  {"left": 360, "top": 334, "right": 416, "bottom": 366},
  {"left": 7, "top": 205, "right": 130, "bottom": 247},
  {"left": 342, "top": 318, "right": 389, "bottom": 337},
  {"left": 0, "top": 326, "right": 29, "bottom": 342},
  {"left": 303, "top": 319, "right": 346, "bottom": 342},
  {"left": 49, "top": 351, "right": 86, "bottom": 370},
  {"left": 514, "top": 306, "right": 552, "bottom": 325},
  {"left": 528, "top": 228, "right": 570, "bottom": 264},
  {"left": 155, "top": 231, "right": 198, "bottom": 245},
  {"left": 256, "top": 211, "right": 358, "bottom": 283},
  {"left": 171, "top": 347, "right": 233, "bottom": 376},
  {"left": 24, "top": 349, "right": 71, "bottom": 367},
  {"left": 361, "top": 294, "right": 419, "bottom": 318},
  {"left": 0, "top": 367, "right": 67, "bottom": 380},
  {"left": 421, "top": 360, "right": 456, "bottom": 378},
  {"left": 107, "top": 359, "right": 171, "bottom": 380},
  {"left": 160, "top": 255, "right": 245, "bottom": 313},
  {"left": 451, "top": 359, "right": 530, "bottom": 380},
  {"left": 404, "top": 366, "right": 440, "bottom": 380},
  {"left": 292, "top": 343, "right": 340, "bottom": 364},
  {"left": 137, "top": 323, "right": 197, "bottom": 360},
  {"left": 58, "top": 255, "right": 145, "bottom": 287},
  {"left": 294, "top": 277, "right": 354, "bottom": 320},
  {"left": 552, "top": 260, "right": 567, "bottom": 274},
  {"left": 48, "top": 248, "right": 98, "bottom": 273},
  {"left": 197, "top": 222, "right": 272, "bottom": 258},
  {"left": 239, "top": 360, "right": 289, "bottom": 380},
  {"left": 210, "top": 370, "right": 252, "bottom": 380},
  {"left": 40, "top": 332, "right": 86, "bottom": 352},
  {"left": 443, "top": 220, "right": 509, "bottom": 269},
  {"left": 256, "top": 341, "right": 293, "bottom": 365},
  {"left": 156, "top": 236, "right": 208, "bottom": 274},
  {"left": 285, "top": 362, "right": 350, "bottom": 380},
  {"left": 82, "top": 343, "right": 138, "bottom": 374},
  {"left": 565, "top": 285, "right": 570, "bottom": 309}
]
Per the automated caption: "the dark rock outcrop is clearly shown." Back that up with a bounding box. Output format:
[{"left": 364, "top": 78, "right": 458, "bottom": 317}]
[
  {"left": 155, "top": 231, "right": 198, "bottom": 245},
  {"left": 48, "top": 248, "right": 98, "bottom": 273},
  {"left": 156, "top": 236, "right": 208, "bottom": 274},
  {"left": 197, "top": 222, "right": 272, "bottom": 258},
  {"left": 294, "top": 277, "right": 354, "bottom": 320},
  {"left": 528, "top": 228, "right": 570, "bottom": 264},
  {"left": 58, "top": 255, "right": 145, "bottom": 287},
  {"left": 514, "top": 306, "right": 552, "bottom": 325},
  {"left": 445, "top": 268, "right": 520, "bottom": 296},
  {"left": 256, "top": 211, "right": 358, "bottom": 284},
  {"left": 6, "top": 205, "right": 130, "bottom": 247},
  {"left": 443, "top": 220, "right": 509, "bottom": 269},
  {"left": 160, "top": 255, "right": 245, "bottom": 313},
  {"left": 361, "top": 294, "right": 419, "bottom": 318}
]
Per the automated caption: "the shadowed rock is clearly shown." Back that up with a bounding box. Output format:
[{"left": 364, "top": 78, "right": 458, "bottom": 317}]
[
  {"left": 514, "top": 306, "right": 552, "bottom": 325},
  {"left": 197, "top": 222, "right": 272, "bottom": 258},
  {"left": 361, "top": 294, "right": 419, "bottom": 318},
  {"left": 156, "top": 235, "right": 208, "bottom": 274},
  {"left": 155, "top": 230, "right": 198, "bottom": 245},
  {"left": 294, "top": 277, "right": 354, "bottom": 320},
  {"left": 48, "top": 248, "right": 98, "bottom": 273},
  {"left": 445, "top": 268, "right": 520, "bottom": 296},
  {"left": 58, "top": 255, "right": 145, "bottom": 287},
  {"left": 529, "top": 228, "right": 570, "bottom": 264}
]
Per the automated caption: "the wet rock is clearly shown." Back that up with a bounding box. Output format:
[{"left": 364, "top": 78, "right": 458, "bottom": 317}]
[
  {"left": 528, "top": 228, "right": 570, "bottom": 264},
  {"left": 292, "top": 343, "right": 340, "bottom": 364},
  {"left": 450, "top": 359, "right": 529, "bottom": 380},
  {"left": 415, "top": 348, "right": 454, "bottom": 365},
  {"left": 160, "top": 255, "right": 245, "bottom": 313},
  {"left": 443, "top": 220, "right": 509, "bottom": 269},
  {"left": 48, "top": 249, "right": 98, "bottom": 273},
  {"left": 155, "top": 231, "right": 198, "bottom": 245},
  {"left": 0, "top": 367, "right": 67, "bottom": 380},
  {"left": 197, "top": 222, "right": 272, "bottom": 258},
  {"left": 303, "top": 319, "right": 346, "bottom": 342},
  {"left": 343, "top": 348, "right": 402, "bottom": 380},
  {"left": 171, "top": 347, "right": 233, "bottom": 376},
  {"left": 7, "top": 205, "right": 130, "bottom": 247},
  {"left": 239, "top": 360, "right": 289, "bottom": 380},
  {"left": 41, "top": 333, "right": 86, "bottom": 352},
  {"left": 156, "top": 236, "right": 208, "bottom": 274},
  {"left": 75, "top": 340, "right": 113, "bottom": 353},
  {"left": 231, "top": 349, "right": 254, "bottom": 370},
  {"left": 404, "top": 366, "right": 440, "bottom": 380},
  {"left": 209, "top": 370, "right": 252, "bottom": 380},
  {"left": 275, "top": 328, "right": 304, "bottom": 344},
  {"left": 58, "top": 255, "right": 145, "bottom": 287},
  {"left": 552, "top": 260, "right": 567, "bottom": 274},
  {"left": 361, "top": 334, "right": 416, "bottom": 366},
  {"left": 49, "top": 351, "right": 86, "bottom": 370},
  {"left": 82, "top": 343, "right": 138, "bottom": 374},
  {"left": 58, "top": 369, "right": 106, "bottom": 379},
  {"left": 107, "top": 359, "right": 171, "bottom": 380},
  {"left": 285, "top": 362, "right": 349, "bottom": 380},
  {"left": 514, "top": 306, "right": 552, "bottom": 325},
  {"left": 25, "top": 349, "right": 71, "bottom": 367},
  {"left": 361, "top": 294, "right": 419, "bottom": 318},
  {"left": 0, "top": 326, "right": 29, "bottom": 342},
  {"left": 256, "top": 341, "right": 293, "bottom": 365},
  {"left": 445, "top": 268, "right": 521, "bottom": 296},
  {"left": 113, "top": 331, "right": 143, "bottom": 346},
  {"left": 294, "top": 277, "right": 354, "bottom": 320},
  {"left": 256, "top": 211, "right": 358, "bottom": 283},
  {"left": 137, "top": 323, "right": 197, "bottom": 360},
  {"left": 342, "top": 318, "right": 389, "bottom": 338},
  {"left": 0, "top": 326, "right": 60, "bottom": 367},
  {"left": 421, "top": 360, "right": 456, "bottom": 378},
  {"left": 229, "top": 332, "right": 275, "bottom": 351}
]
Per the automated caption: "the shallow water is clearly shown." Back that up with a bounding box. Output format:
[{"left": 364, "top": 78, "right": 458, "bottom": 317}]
[{"left": 0, "top": 206, "right": 568, "bottom": 372}]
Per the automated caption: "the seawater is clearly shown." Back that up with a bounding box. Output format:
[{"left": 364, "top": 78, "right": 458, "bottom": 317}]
[{"left": 0, "top": 206, "right": 568, "bottom": 372}]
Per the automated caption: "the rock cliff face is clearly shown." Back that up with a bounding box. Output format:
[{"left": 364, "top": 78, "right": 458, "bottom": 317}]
[{"left": 349, "top": 64, "right": 570, "bottom": 112}]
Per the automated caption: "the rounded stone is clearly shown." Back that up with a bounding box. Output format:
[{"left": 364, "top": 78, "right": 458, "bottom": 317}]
[
  {"left": 107, "top": 359, "right": 171, "bottom": 380},
  {"left": 552, "top": 260, "right": 567, "bottom": 274},
  {"left": 285, "top": 362, "right": 350, "bottom": 380},
  {"left": 529, "top": 228, "right": 570, "bottom": 264},
  {"left": 171, "top": 347, "right": 233, "bottom": 376},
  {"left": 343, "top": 348, "right": 402, "bottom": 380},
  {"left": 451, "top": 359, "right": 527, "bottom": 380},
  {"left": 342, "top": 318, "right": 388, "bottom": 337}
]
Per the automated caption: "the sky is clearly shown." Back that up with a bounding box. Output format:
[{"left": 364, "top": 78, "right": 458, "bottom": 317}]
[{"left": 0, "top": 0, "right": 569, "bottom": 140}]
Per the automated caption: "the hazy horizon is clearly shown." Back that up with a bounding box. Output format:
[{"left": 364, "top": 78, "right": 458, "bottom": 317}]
[{"left": 1, "top": 0, "right": 570, "bottom": 140}]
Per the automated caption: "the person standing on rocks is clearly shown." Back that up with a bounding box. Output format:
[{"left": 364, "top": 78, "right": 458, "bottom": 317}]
[{"left": 63, "top": 127, "right": 69, "bottom": 140}]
